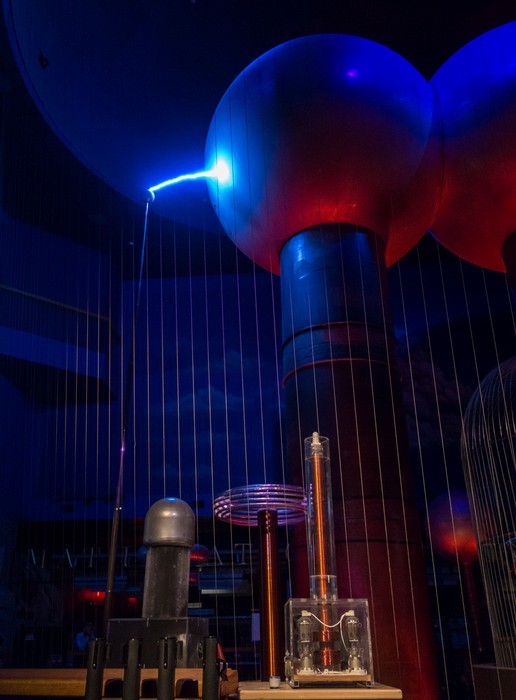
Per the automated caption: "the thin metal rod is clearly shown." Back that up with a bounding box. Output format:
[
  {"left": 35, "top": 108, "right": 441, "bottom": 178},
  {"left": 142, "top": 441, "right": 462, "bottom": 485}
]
[
  {"left": 312, "top": 450, "right": 331, "bottom": 602},
  {"left": 103, "top": 196, "right": 152, "bottom": 633},
  {"left": 258, "top": 509, "right": 283, "bottom": 680}
]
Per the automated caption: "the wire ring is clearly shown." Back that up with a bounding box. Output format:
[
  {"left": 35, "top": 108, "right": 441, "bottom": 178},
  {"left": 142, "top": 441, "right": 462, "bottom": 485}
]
[{"left": 213, "top": 483, "right": 306, "bottom": 526}]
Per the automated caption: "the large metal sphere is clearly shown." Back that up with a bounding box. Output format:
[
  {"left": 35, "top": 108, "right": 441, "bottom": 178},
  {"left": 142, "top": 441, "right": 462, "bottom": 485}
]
[
  {"left": 205, "top": 34, "right": 439, "bottom": 274},
  {"left": 431, "top": 21, "right": 516, "bottom": 273}
]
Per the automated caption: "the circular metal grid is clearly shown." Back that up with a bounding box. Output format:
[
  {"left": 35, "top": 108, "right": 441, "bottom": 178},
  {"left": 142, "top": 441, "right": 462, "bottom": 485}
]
[{"left": 213, "top": 483, "right": 306, "bottom": 526}]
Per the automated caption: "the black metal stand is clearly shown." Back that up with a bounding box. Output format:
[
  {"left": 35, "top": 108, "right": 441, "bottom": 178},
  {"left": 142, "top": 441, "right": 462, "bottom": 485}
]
[
  {"left": 84, "top": 638, "right": 107, "bottom": 700},
  {"left": 122, "top": 638, "right": 141, "bottom": 700},
  {"left": 202, "top": 636, "right": 220, "bottom": 700},
  {"left": 157, "top": 636, "right": 177, "bottom": 700}
]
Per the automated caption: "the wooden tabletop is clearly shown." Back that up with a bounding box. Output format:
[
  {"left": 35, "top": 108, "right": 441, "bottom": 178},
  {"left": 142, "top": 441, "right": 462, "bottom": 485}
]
[
  {"left": 239, "top": 681, "right": 402, "bottom": 700},
  {"left": 0, "top": 667, "right": 238, "bottom": 697}
]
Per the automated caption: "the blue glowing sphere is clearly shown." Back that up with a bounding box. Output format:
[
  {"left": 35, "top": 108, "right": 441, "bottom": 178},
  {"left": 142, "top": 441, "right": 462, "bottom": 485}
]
[
  {"left": 431, "top": 21, "right": 516, "bottom": 272},
  {"left": 205, "top": 34, "right": 439, "bottom": 273}
]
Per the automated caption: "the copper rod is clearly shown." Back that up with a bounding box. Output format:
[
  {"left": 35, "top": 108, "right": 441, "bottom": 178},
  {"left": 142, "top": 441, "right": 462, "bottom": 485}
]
[
  {"left": 258, "top": 509, "right": 283, "bottom": 680},
  {"left": 311, "top": 450, "right": 331, "bottom": 602}
]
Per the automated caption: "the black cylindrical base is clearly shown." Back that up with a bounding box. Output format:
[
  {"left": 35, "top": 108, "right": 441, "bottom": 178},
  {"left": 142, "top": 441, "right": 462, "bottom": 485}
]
[
  {"left": 202, "top": 636, "right": 219, "bottom": 700},
  {"left": 157, "top": 637, "right": 177, "bottom": 700},
  {"left": 122, "top": 638, "right": 141, "bottom": 700},
  {"left": 84, "top": 638, "right": 107, "bottom": 700}
]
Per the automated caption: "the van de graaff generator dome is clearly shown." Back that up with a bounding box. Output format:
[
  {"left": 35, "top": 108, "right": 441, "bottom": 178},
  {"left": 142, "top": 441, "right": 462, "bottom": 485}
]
[
  {"left": 461, "top": 356, "right": 516, "bottom": 668},
  {"left": 205, "top": 33, "right": 440, "bottom": 699}
]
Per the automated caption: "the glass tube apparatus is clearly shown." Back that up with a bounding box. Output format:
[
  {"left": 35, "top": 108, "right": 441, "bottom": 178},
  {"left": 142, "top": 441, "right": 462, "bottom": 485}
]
[{"left": 284, "top": 433, "right": 373, "bottom": 686}]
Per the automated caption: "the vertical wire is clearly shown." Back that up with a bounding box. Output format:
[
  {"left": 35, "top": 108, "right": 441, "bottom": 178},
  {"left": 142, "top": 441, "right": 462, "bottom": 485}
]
[
  {"left": 201, "top": 220, "right": 214, "bottom": 551},
  {"left": 211, "top": 115, "right": 230, "bottom": 651},
  {"left": 212, "top": 232, "right": 226, "bottom": 642},
  {"left": 240, "top": 71, "right": 257, "bottom": 583},
  {"left": 460, "top": 261, "right": 516, "bottom": 666},
  {"left": 454, "top": 251, "right": 494, "bottom": 659},
  {"left": 52, "top": 345, "right": 64, "bottom": 642},
  {"left": 272, "top": 47, "right": 303, "bottom": 604},
  {"left": 222, "top": 85, "right": 258, "bottom": 671},
  {"left": 234, "top": 249, "right": 254, "bottom": 669},
  {"left": 235, "top": 77, "right": 258, "bottom": 668},
  {"left": 252, "top": 265, "right": 268, "bottom": 484},
  {"left": 284, "top": 270, "right": 304, "bottom": 478},
  {"left": 145, "top": 234, "right": 152, "bottom": 512},
  {"left": 102, "top": 208, "right": 115, "bottom": 623},
  {"left": 102, "top": 202, "right": 114, "bottom": 592},
  {"left": 352, "top": 230, "right": 390, "bottom": 670},
  {"left": 187, "top": 225, "right": 200, "bottom": 531},
  {"left": 479, "top": 272, "right": 501, "bottom": 364},
  {"left": 305, "top": 247, "right": 320, "bottom": 434},
  {"left": 320, "top": 228, "right": 351, "bottom": 597},
  {"left": 389, "top": 277, "right": 422, "bottom": 674},
  {"left": 201, "top": 227, "right": 214, "bottom": 616},
  {"left": 254, "top": 58, "right": 273, "bottom": 488},
  {"left": 130, "top": 209, "right": 138, "bottom": 592},
  {"left": 463, "top": 377, "right": 509, "bottom": 665},
  {"left": 268, "top": 268, "right": 293, "bottom": 584},
  {"left": 282, "top": 263, "right": 306, "bottom": 606},
  {"left": 396, "top": 250, "right": 450, "bottom": 696},
  {"left": 71, "top": 313, "right": 79, "bottom": 622},
  {"left": 215, "top": 229, "right": 232, "bottom": 646},
  {"left": 83, "top": 266, "right": 91, "bottom": 611},
  {"left": 103, "top": 198, "right": 151, "bottom": 631},
  {"left": 417, "top": 239, "right": 478, "bottom": 694},
  {"left": 173, "top": 220, "right": 182, "bottom": 499},
  {"left": 379, "top": 242, "right": 420, "bottom": 675},
  {"left": 158, "top": 215, "right": 167, "bottom": 498},
  {"left": 468, "top": 356, "right": 503, "bottom": 661},
  {"left": 398, "top": 248, "right": 453, "bottom": 684},
  {"left": 504, "top": 275, "right": 516, "bottom": 335},
  {"left": 419, "top": 243, "right": 463, "bottom": 700},
  {"left": 363, "top": 234, "right": 403, "bottom": 671},
  {"left": 479, "top": 267, "right": 516, "bottom": 472},
  {"left": 334, "top": 231, "right": 357, "bottom": 596},
  {"left": 318, "top": 93, "right": 354, "bottom": 600},
  {"left": 94, "top": 225, "right": 101, "bottom": 599}
]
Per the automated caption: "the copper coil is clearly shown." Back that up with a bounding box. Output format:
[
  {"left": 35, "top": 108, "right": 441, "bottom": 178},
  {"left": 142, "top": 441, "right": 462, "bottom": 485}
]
[
  {"left": 312, "top": 628, "right": 337, "bottom": 643},
  {"left": 313, "top": 647, "right": 342, "bottom": 668},
  {"left": 213, "top": 483, "right": 306, "bottom": 526}
]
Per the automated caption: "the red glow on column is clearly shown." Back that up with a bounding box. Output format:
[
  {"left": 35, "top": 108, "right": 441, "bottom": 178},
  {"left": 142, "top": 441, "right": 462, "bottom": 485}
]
[{"left": 428, "top": 492, "right": 478, "bottom": 564}]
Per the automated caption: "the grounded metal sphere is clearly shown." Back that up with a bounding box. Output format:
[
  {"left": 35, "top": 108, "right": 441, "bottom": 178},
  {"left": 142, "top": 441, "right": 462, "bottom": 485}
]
[
  {"left": 205, "top": 33, "right": 439, "bottom": 273},
  {"left": 431, "top": 21, "right": 516, "bottom": 272},
  {"left": 143, "top": 497, "right": 195, "bottom": 547}
]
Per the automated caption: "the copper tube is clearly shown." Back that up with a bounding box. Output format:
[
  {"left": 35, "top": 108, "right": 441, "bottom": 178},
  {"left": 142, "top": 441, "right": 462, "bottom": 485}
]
[
  {"left": 312, "top": 450, "right": 331, "bottom": 601},
  {"left": 305, "top": 433, "right": 341, "bottom": 669},
  {"left": 258, "top": 509, "right": 283, "bottom": 680},
  {"left": 305, "top": 433, "right": 337, "bottom": 602}
]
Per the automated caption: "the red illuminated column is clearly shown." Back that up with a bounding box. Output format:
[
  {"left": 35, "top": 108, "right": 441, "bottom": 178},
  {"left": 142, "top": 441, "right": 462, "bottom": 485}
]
[{"left": 281, "top": 225, "right": 437, "bottom": 694}]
